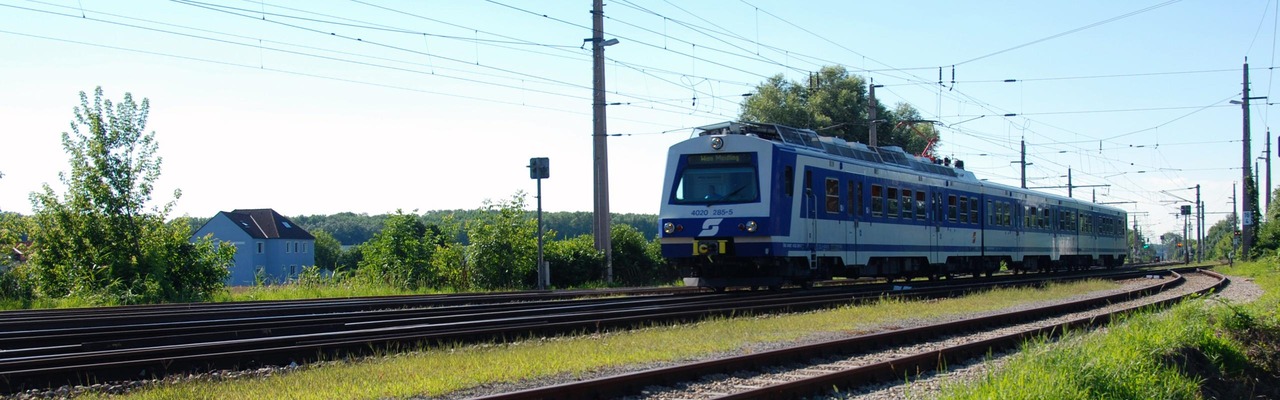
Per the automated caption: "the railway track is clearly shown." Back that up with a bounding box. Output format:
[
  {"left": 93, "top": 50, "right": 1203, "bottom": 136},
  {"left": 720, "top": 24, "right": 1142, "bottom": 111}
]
[
  {"left": 470, "top": 267, "right": 1225, "bottom": 399},
  {"left": 0, "top": 266, "right": 1183, "bottom": 394}
]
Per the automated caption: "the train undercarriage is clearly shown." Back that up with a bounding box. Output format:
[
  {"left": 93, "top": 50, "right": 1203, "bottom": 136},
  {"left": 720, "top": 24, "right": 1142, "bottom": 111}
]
[{"left": 677, "top": 253, "right": 1128, "bottom": 291}]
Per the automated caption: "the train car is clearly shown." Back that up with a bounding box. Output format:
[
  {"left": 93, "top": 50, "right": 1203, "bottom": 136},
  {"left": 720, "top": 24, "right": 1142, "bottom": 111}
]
[{"left": 658, "top": 121, "right": 1128, "bottom": 290}]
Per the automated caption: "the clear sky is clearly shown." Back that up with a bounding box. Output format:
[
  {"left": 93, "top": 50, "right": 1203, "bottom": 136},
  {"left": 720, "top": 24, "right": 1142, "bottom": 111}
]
[{"left": 0, "top": 0, "right": 1275, "bottom": 241}]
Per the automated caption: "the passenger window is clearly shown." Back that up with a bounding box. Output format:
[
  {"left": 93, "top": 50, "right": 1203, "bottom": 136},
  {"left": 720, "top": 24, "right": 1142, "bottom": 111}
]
[
  {"left": 902, "top": 189, "right": 914, "bottom": 219},
  {"left": 804, "top": 170, "right": 813, "bottom": 194},
  {"left": 958, "top": 196, "right": 968, "bottom": 223},
  {"left": 947, "top": 195, "right": 957, "bottom": 222},
  {"left": 784, "top": 166, "right": 794, "bottom": 197},
  {"left": 847, "top": 181, "right": 856, "bottom": 216},
  {"left": 970, "top": 197, "right": 980, "bottom": 224},
  {"left": 988, "top": 200, "right": 998, "bottom": 225},
  {"left": 857, "top": 182, "right": 863, "bottom": 215},
  {"left": 916, "top": 191, "right": 927, "bottom": 220},
  {"left": 825, "top": 178, "right": 840, "bottom": 214},
  {"left": 887, "top": 187, "right": 899, "bottom": 218},
  {"left": 871, "top": 185, "right": 884, "bottom": 217}
]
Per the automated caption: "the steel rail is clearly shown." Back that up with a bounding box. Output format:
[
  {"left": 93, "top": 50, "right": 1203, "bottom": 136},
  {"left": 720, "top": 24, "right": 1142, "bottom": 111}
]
[{"left": 471, "top": 267, "right": 1217, "bottom": 400}]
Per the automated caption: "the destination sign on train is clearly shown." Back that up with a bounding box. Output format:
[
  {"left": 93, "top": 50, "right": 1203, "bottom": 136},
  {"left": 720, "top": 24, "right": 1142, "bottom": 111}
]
[{"left": 688, "top": 153, "right": 751, "bottom": 165}]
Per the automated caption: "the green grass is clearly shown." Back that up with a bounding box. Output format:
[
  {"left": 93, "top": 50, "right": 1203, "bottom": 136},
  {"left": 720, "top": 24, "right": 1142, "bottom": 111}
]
[
  {"left": 937, "top": 261, "right": 1280, "bottom": 400},
  {"left": 87, "top": 280, "right": 1118, "bottom": 400},
  {"left": 212, "top": 281, "right": 450, "bottom": 302}
]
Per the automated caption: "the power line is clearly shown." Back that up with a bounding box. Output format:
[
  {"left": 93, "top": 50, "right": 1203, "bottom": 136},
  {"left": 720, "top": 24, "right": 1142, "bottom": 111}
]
[{"left": 954, "top": 0, "right": 1184, "bottom": 66}]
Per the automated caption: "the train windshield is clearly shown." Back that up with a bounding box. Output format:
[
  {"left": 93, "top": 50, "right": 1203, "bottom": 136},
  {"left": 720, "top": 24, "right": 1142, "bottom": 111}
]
[{"left": 671, "top": 153, "right": 760, "bottom": 205}]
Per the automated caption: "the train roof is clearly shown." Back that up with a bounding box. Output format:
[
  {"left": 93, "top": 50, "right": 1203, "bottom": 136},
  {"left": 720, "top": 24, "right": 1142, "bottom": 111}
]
[
  {"left": 694, "top": 121, "right": 1127, "bottom": 216},
  {"left": 694, "top": 121, "right": 976, "bottom": 180}
]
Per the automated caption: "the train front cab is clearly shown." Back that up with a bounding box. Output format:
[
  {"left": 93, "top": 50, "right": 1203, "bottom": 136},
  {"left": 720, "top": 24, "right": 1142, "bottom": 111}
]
[{"left": 658, "top": 134, "right": 800, "bottom": 290}]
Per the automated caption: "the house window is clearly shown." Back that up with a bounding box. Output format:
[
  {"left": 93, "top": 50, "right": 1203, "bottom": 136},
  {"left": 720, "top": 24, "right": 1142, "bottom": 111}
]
[
  {"left": 303, "top": 243, "right": 309, "bottom": 253},
  {"left": 285, "top": 242, "right": 291, "bottom": 253},
  {"left": 256, "top": 242, "right": 264, "bottom": 254},
  {"left": 291, "top": 265, "right": 297, "bottom": 276},
  {"left": 825, "top": 178, "right": 840, "bottom": 213}
]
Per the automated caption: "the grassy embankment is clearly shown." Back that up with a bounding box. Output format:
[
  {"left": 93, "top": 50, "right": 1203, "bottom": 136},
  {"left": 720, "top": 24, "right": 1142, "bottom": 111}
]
[
  {"left": 937, "top": 261, "right": 1280, "bottom": 399},
  {"left": 88, "top": 280, "right": 1118, "bottom": 400}
]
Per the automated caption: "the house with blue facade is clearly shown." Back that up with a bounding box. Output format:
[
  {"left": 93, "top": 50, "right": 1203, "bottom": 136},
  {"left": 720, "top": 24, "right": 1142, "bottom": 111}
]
[{"left": 192, "top": 209, "right": 315, "bottom": 285}]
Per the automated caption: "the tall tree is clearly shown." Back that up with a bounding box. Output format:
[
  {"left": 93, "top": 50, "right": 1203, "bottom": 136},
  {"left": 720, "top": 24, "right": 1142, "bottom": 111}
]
[
  {"left": 465, "top": 193, "right": 537, "bottom": 290},
  {"left": 29, "top": 87, "right": 232, "bottom": 303},
  {"left": 740, "top": 65, "right": 940, "bottom": 157},
  {"left": 311, "top": 229, "right": 343, "bottom": 271},
  {"left": 357, "top": 210, "right": 439, "bottom": 290}
]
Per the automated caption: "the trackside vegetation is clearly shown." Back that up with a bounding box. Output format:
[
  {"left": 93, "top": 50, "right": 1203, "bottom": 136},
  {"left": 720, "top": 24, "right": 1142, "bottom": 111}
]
[
  {"left": 88, "top": 280, "right": 1116, "bottom": 400},
  {"left": 938, "top": 261, "right": 1280, "bottom": 400}
]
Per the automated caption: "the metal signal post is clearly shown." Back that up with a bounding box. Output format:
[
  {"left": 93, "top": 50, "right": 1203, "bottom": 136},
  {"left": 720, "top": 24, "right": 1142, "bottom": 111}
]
[{"left": 530, "top": 157, "right": 550, "bottom": 289}]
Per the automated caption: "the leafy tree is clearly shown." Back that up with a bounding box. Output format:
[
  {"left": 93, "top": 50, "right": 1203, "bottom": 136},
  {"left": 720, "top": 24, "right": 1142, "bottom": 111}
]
[
  {"left": 465, "top": 193, "right": 537, "bottom": 290},
  {"left": 337, "top": 242, "right": 364, "bottom": 274},
  {"left": 357, "top": 210, "right": 439, "bottom": 290},
  {"left": 1243, "top": 174, "right": 1263, "bottom": 258},
  {"left": 740, "top": 65, "right": 939, "bottom": 157},
  {"left": 28, "top": 87, "right": 231, "bottom": 303},
  {"left": 1252, "top": 188, "right": 1280, "bottom": 257},
  {"left": 311, "top": 229, "right": 342, "bottom": 271}
]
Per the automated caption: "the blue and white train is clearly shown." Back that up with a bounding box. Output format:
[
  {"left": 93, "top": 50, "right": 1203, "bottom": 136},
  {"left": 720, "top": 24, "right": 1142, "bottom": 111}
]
[{"left": 658, "top": 121, "right": 1128, "bottom": 290}]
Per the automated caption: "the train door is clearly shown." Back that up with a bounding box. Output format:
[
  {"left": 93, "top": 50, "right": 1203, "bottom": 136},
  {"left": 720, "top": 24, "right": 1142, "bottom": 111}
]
[
  {"left": 803, "top": 170, "right": 817, "bottom": 269},
  {"left": 932, "top": 191, "right": 943, "bottom": 265},
  {"left": 822, "top": 176, "right": 845, "bottom": 270},
  {"left": 847, "top": 178, "right": 861, "bottom": 270}
]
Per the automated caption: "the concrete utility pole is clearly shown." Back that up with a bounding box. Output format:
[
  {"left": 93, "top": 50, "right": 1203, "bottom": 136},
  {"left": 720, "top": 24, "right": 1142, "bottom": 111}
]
[
  {"left": 590, "top": 0, "right": 614, "bottom": 282},
  {"left": 1239, "top": 60, "right": 1266, "bottom": 260}
]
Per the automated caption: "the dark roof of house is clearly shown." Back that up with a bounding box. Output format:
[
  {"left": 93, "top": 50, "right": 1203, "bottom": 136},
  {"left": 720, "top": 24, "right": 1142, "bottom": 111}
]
[{"left": 220, "top": 209, "right": 314, "bottom": 240}]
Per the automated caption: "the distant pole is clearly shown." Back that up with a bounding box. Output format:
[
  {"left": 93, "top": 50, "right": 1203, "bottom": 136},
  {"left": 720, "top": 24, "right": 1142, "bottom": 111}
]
[
  {"left": 868, "top": 81, "right": 882, "bottom": 147},
  {"left": 1021, "top": 140, "right": 1027, "bottom": 188},
  {"left": 1195, "top": 184, "right": 1202, "bottom": 263},
  {"left": 1242, "top": 60, "right": 1255, "bottom": 260},
  {"left": 1267, "top": 131, "right": 1273, "bottom": 210},
  {"left": 1068, "top": 168, "right": 1073, "bottom": 198},
  {"left": 591, "top": 0, "right": 613, "bottom": 282}
]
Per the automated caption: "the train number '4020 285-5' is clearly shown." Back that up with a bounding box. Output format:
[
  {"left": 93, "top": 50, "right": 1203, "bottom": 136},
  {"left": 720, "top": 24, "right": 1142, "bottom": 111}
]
[{"left": 691, "top": 209, "right": 734, "bottom": 216}]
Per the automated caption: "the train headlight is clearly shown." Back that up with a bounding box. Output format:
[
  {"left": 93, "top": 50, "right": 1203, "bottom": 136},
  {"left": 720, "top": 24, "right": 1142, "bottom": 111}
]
[
  {"left": 710, "top": 136, "right": 724, "bottom": 150},
  {"left": 663, "top": 222, "right": 675, "bottom": 234},
  {"left": 745, "top": 220, "right": 758, "bottom": 232}
]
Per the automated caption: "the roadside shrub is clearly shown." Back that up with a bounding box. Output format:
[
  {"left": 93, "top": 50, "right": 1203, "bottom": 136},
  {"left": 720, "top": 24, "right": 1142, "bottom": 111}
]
[{"left": 544, "top": 234, "right": 603, "bottom": 287}]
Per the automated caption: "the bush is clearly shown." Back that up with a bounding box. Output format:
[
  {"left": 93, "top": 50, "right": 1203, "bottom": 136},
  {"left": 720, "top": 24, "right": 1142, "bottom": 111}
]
[{"left": 545, "top": 234, "right": 603, "bottom": 287}]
